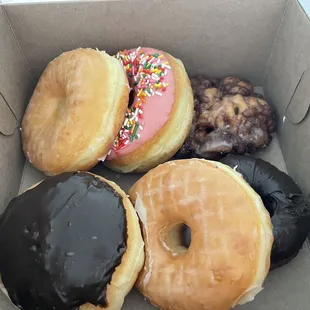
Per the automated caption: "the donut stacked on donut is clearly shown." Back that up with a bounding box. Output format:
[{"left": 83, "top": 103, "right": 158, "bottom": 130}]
[
  {"left": 175, "top": 76, "right": 276, "bottom": 160},
  {"left": 22, "top": 48, "right": 130, "bottom": 176},
  {"left": 105, "top": 47, "right": 194, "bottom": 173},
  {"left": 129, "top": 159, "right": 273, "bottom": 310},
  {"left": 0, "top": 172, "right": 144, "bottom": 310}
]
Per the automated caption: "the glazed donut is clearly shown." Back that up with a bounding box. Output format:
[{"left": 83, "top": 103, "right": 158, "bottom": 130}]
[
  {"left": 175, "top": 76, "right": 275, "bottom": 160},
  {"left": 22, "top": 48, "right": 129, "bottom": 176},
  {"left": 220, "top": 155, "right": 310, "bottom": 269},
  {"left": 0, "top": 172, "right": 144, "bottom": 310},
  {"left": 129, "top": 159, "right": 273, "bottom": 310},
  {"left": 105, "top": 47, "right": 194, "bottom": 173}
]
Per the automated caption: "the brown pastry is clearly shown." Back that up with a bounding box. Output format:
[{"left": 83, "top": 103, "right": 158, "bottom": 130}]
[
  {"left": 175, "top": 76, "right": 275, "bottom": 160},
  {"left": 219, "top": 76, "right": 254, "bottom": 96}
]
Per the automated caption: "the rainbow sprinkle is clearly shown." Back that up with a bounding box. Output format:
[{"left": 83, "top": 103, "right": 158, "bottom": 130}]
[{"left": 111, "top": 47, "right": 171, "bottom": 153}]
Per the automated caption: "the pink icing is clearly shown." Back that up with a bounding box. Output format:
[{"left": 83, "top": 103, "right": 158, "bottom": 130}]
[{"left": 106, "top": 47, "right": 175, "bottom": 160}]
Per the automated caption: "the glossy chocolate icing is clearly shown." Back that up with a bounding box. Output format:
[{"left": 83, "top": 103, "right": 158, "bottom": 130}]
[
  {"left": 220, "top": 155, "right": 310, "bottom": 269},
  {"left": 0, "top": 172, "right": 127, "bottom": 310}
]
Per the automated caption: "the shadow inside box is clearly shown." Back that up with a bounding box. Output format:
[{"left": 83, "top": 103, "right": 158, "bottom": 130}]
[
  {"left": 122, "top": 288, "right": 157, "bottom": 310},
  {"left": 90, "top": 162, "right": 143, "bottom": 193}
]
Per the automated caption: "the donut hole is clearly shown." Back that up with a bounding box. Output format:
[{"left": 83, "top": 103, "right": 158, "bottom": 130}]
[
  {"left": 128, "top": 89, "right": 135, "bottom": 108},
  {"left": 159, "top": 223, "right": 191, "bottom": 255},
  {"left": 205, "top": 126, "right": 214, "bottom": 134},
  {"left": 262, "top": 195, "right": 277, "bottom": 217},
  {"left": 182, "top": 224, "right": 191, "bottom": 248}
]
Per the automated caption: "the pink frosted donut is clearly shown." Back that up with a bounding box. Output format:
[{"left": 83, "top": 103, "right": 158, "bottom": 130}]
[{"left": 105, "top": 47, "right": 194, "bottom": 173}]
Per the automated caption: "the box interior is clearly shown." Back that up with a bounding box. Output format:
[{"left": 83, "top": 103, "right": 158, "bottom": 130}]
[{"left": 1, "top": 0, "right": 310, "bottom": 309}]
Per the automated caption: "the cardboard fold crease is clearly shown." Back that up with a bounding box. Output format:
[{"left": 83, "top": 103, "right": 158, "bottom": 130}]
[
  {"left": 0, "top": 92, "right": 19, "bottom": 136},
  {"left": 284, "top": 66, "right": 310, "bottom": 124}
]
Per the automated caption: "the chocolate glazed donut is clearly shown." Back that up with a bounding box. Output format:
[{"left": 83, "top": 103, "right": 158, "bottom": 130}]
[
  {"left": 0, "top": 172, "right": 128, "bottom": 309},
  {"left": 220, "top": 155, "right": 310, "bottom": 269}
]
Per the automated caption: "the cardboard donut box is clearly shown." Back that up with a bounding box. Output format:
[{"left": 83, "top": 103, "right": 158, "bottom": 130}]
[{"left": 0, "top": 0, "right": 310, "bottom": 309}]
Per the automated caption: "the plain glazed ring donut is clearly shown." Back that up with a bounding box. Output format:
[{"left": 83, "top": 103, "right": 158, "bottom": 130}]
[
  {"left": 129, "top": 159, "right": 273, "bottom": 310},
  {"left": 22, "top": 48, "right": 129, "bottom": 176},
  {"left": 220, "top": 154, "right": 310, "bottom": 269},
  {"left": 105, "top": 47, "right": 194, "bottom": 173},
  {"left": 0, "top": 172, "right": 144, "bottom": 310}
]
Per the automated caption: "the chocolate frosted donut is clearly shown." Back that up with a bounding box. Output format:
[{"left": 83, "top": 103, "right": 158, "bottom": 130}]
[
  {"left": 220, "top": 155, "right": 310, "bottom": 269},
  {"left": 175, "top": 76, "right": 275, "bottom": 160},
  {"left": 0, "top": 172, "right": 144, "bottom": 310}
]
